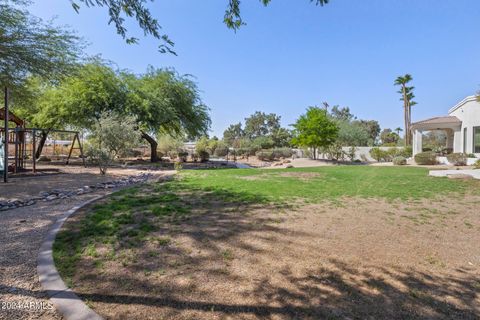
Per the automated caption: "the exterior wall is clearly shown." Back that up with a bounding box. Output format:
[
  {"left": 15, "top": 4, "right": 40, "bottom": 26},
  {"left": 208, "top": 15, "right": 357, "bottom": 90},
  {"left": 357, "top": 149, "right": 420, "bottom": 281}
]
[
  {"left": 316, "top": 146, "right": 406, "bottom": 162},
  {"left": 449, "top": 97, "right": 480, "bottom": 155},
  {"left": 453, "top": 129, "right": 462, "bottom": 153}
]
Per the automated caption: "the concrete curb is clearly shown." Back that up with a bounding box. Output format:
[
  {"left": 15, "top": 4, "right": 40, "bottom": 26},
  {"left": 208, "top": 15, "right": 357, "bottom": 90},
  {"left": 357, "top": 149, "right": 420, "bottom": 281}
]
[{"left": 37, "top": 195, "right": 106, "bottom": 320}]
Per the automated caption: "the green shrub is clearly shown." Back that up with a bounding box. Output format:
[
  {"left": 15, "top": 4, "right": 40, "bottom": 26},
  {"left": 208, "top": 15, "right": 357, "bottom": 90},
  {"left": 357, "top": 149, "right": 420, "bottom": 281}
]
[
  {"left": 414, "top": 151, "right": 437, "bottom": 165},
  {"left": 393, "top": 156, "right": 407, "bottom": 165},
  {"left": 214, "top": 144, "right": 229, "bottom": 157},
  {"left": 178, "top": 151, "right": 188, "bottom": 162},
  {"left": 322, "top": 143, "right": 345, "bottom": 161},
  {"left": 256, "top": 150, "right": 275, "bottom": 161},
  {"left": 272, "top": 148, "right": 293, "bottom": 159},
  {"left": 198, "top": 150, "right": 210, "bottom": 162},
  {"left": 174, "top": 162, "right": 183, "bottom": 171},
  {"left": 396, "top": 146, "right": 413, "bottom": 158},
  {"left": 466, "top": 153, "right": 476, "bottom": 158},
  {"left": 474, "top": 159, "right": 480, "bottom": 169},
  {"left": 369, "top": 147, "right": 383, "bottom": 162},
  {"left": 370, "top": 147, "right": 395, "bottom": 162},
  {"left": 446, "top": 153, "right": 467, "bottom": 166},
  {"left": 347, "top": 146, "right": 357, "bottom": 162}
]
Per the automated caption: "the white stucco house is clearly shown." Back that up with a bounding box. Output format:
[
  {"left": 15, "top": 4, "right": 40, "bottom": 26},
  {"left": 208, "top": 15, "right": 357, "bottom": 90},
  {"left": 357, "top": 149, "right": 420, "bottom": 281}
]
[{"left": 411, "top": 95, "right": 480, "bottom": 157}]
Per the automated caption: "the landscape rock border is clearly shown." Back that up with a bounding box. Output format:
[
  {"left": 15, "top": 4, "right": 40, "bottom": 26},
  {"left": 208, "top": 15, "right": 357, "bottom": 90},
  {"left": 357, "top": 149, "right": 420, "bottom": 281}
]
[
  {"left": 0, "top": 173, "right": 152, "bottom": 211},
  {"left": 37, "top": 196, "right": 106, "bottom": 320}
]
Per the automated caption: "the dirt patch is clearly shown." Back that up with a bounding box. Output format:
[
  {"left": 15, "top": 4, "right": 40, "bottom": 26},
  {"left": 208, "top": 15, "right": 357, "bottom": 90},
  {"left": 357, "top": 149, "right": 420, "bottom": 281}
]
[
  {"left": 236, "top": 174, "right": 270, "bottom": 181},
  {"left": 447, "top": 174, "right": 474, "bottom": 180},
  {"left": 62, "top": 194, "right": 480, "bottom": 320},
  {"left": 277, "top": 172, "right": 322, "bottom": 180}
]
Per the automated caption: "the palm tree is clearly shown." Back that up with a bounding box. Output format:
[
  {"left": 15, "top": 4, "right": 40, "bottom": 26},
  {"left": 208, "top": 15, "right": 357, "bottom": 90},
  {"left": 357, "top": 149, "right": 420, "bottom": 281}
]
[
  {"left": 395, "top": 127, "right": 403, "bottom": 137},
  {"left": 394, "top": 74, "right": 416, "bottom": 146}
]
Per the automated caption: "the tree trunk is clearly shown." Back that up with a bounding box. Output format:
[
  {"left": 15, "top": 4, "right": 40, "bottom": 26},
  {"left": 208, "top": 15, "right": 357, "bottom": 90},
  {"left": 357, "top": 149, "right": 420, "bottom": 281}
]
[
  {"left": 141, "top": 131, "right": 159, "bottom": 162},
  {"left": 35, "top": 130, "right": 50, "bottom": 159},
  {"left": 402, "top": 86, "right": 409, "bottom": 146}
]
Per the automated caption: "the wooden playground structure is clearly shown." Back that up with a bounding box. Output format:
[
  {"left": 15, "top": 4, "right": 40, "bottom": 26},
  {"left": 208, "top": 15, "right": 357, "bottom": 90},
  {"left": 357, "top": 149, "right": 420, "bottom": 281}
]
[{"left": 1, "top": 89, "right": 85, "bottom": 182}]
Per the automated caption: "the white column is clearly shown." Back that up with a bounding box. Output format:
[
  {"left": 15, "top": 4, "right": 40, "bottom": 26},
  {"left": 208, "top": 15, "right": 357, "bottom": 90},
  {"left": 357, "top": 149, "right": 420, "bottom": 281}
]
[{"left": 413, "top": 129, "right": 423, "bottom": 156}]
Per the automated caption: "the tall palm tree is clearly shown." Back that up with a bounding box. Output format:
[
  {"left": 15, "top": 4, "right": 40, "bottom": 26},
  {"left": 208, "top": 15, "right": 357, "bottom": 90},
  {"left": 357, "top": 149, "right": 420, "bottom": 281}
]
[
  {"left": 394, "top": 74, "right": 416, "bottom": 146},
  {"left": 395, "top": 127, "right": 403, "bottom": 137}
]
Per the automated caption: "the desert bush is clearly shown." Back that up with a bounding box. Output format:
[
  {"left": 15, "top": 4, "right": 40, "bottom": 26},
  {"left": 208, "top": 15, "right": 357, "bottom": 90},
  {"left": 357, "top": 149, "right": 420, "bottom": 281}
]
[
  {"left": 322, "top": 143, "right": 345, "bottom": 161},
  {"left": 272, "top": 148, "right": 293, "bottom": 159},
  {"left": 129, "top": 149, "right": 143, "bottom": 157},
  {"left": 87, "top": 113, "right": 140, "bottom": 174},
  {"left": 302, "top": 149, "right": 311, "bottom": 158},
  {"left": 385, "top": 148, "right": 398, "bottom": 161},
  {"left": 174, "top": 162, "right": 183, "bottom": 171},
  {"left": 393, "top": 156, "right": 407, "bottom": 165},
  {"left": 369, "top": 147, "right": 383, "bottom": 162},
  {"left": 198, "top": 150, "right": 209, "bottom": 162},
  {"left": 474, "top": 159, "right": 480, "bottom": 169},
  {"left": 256, "top": 150, "right": 275, "bottom": 161},
  {"left": 370, "top": 147, "right": 401, "bottom": 162},
  {"left": 214, "top": 142, "right": 229, "bottom": 157},
  {"left": 396, "top": 146, "right": 412, "bottom": 158},
  {"left": 251, "top": 136, "right": 274, "bottom": 150},
  {"left": 446, "top": 153, "right": 467, "bottom": 166},
  {"left": 414, "top": 151, "right": 437, "bottom": 165},
  {"left": 178, "top": 151, "right": 188, "bottom": 162},
  {"left": 157, "top": 134, "right": 184, "bottom": 159},
  {"left": 347, "top": 146, "right": 357, "bottom": 162}
]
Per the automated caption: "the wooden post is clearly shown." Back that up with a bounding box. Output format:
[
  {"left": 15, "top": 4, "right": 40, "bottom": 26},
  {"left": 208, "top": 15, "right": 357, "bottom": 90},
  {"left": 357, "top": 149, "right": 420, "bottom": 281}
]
[
  {"left": 3, "top": 87, "right": 8, "bottom": 183},
  {"left": 32, "top": 129, "right": 36, "bottom": 174},
  {"left": 66, "top": 134, "right": 75, "bottom": 165},
  {"left": 77, "top": 133, "right": 86, "bottom": 168},
  {"left": 14, "top": 127, "right": 18, "bottom": 173}
]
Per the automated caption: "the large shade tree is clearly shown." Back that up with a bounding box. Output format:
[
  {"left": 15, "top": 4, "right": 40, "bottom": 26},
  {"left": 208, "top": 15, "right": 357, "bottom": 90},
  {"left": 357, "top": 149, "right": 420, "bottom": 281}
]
[
  {"left": 15, "top": 63, "right": 210, "bottom": 162},
  {"left": 123, "top": 67, "right": 210, "bottom": 162}
]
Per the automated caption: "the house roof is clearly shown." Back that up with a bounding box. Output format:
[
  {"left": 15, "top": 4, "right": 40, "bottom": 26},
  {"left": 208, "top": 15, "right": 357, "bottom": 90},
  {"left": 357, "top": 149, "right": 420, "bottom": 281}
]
[
  {"left": 448, "top": 95, "right": 478, "bottom": 114},
  {"left": 411, "top": 116, "right": 461, "bottom": 130}
]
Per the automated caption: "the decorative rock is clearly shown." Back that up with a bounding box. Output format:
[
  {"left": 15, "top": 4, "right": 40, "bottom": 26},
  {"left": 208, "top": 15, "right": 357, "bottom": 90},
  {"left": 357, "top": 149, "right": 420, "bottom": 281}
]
[
  {"left": 0, "top": 173, "right": 152, "bottom": 212},
  {"left": 45, "top": 195, "right": 57, "bottom": 201}
]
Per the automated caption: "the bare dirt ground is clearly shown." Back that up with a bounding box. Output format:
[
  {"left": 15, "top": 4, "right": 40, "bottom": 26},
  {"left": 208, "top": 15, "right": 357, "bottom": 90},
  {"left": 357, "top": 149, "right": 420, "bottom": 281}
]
[
  {"left": 1, "top": 165, "right": 166, "bottom": 200},
  {"left": 0, "top": 166, "right": 173, "bottom": 320},
  {"left": 67, "top": 194, "right": 480, "bottom": 319}
]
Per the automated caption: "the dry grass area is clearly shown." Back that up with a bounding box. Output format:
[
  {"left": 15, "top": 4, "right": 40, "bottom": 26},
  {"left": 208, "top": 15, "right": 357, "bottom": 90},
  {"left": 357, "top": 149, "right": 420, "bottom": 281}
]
[{"left": 59, "top": 184, "right": 480, "bottom": 319}]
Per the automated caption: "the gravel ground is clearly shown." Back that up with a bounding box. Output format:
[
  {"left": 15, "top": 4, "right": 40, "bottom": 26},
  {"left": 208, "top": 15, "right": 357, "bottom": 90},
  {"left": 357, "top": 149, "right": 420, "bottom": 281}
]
[
  {"left": 0, "top": 194, "right": 104, "bottom": 320},
  {"left": 0, "top": 169, "right": 174, "bottom": 320}
]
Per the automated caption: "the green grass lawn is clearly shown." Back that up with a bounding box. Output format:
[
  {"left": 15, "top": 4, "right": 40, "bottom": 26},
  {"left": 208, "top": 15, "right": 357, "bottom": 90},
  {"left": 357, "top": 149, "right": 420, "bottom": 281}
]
[
  {"left": 179, "top": 166, "right": 480, "bottom": 202},
  {"left": 53, "top": 166, "right": 479, "bottom": 286}
]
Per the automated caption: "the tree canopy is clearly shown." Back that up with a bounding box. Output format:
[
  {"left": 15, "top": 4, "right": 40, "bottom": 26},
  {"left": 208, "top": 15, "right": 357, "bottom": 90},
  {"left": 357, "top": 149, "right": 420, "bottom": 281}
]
[
  {"left": 66, "top": 0, "right": 330, "bottom": 53},
  {"left": 0, "top": 1, "right": 82, "bottom": 94},
  {"left": 291, "top": 107, "right": 338, "bottom": 159},
  {"left": 13, "top": 61, "right": 211, "bottom": 162}
]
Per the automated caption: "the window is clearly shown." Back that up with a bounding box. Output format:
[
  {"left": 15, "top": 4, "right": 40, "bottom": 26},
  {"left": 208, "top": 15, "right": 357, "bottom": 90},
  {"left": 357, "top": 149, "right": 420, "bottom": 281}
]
[
  {"left": 474, "top": 126, "right": 480, "bottom": 153},
  {"left": 464, "top": 128, "right": 467, "bottom": 153}
]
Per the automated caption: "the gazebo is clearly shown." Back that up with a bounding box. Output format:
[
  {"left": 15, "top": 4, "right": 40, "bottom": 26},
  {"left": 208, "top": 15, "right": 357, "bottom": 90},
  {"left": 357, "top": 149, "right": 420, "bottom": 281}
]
[
  {"left": 411, "top": 116, "right": 462, "bottom": 156},
  {"left": 411, "top": 95, "right": 480, "bottom": 157}
]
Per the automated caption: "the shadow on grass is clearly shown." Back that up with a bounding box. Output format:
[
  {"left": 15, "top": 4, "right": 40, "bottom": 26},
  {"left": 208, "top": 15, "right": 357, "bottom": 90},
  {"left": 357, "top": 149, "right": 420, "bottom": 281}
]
[{"left": 53, "top": 178, "right": 480, "bottom": 320}]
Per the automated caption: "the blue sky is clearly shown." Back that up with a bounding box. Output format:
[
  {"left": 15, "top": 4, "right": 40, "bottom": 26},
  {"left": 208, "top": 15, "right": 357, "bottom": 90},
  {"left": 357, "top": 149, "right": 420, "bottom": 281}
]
[{"left": 29, "top": 0, "right": 480, "bottom": 137}]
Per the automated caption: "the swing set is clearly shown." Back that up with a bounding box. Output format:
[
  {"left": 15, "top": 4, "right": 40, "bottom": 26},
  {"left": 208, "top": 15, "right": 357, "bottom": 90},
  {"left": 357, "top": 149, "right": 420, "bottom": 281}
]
[{"left": 1, "top": 96, "right": 85, "bottom": 183}]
